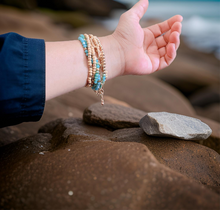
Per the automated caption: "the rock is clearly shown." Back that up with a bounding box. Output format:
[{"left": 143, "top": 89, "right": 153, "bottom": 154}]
[
  {"left": 0, "top": 133, "right": 52, "bottom": 160},
  {"left": 37, "top": 0, "right": 127, "bottom": 16},
  {"left": 197, "top": 116, "right": 220, "bottom": 141},
  {"left": 188, "top": 85, "right": 220, "bottom": 123},
  {"left": 38, "top": 118, "right": 111, "bottom": 150},
  {"left": 109, "top": 127, "right": 220, "bottom": 190},
  {"left": 0, "top": 5, "right": 67, "bottom": 41},
  {"left": 152, "top": 41, "right": 220, "bottom": 96},
  {"left": 195, "top": 103, "right": 220, "bottom": 123},
  {"left": 139, "top": 112, "right": 212, "bottom": 140},
  {"left": 104, "top": 96, "right": 131, "bottom": 107},
  {"left": 0, "top": 126, "right": 24, "bottom": 147},
  {"left": 196, "top": 116, "right": 220, "bottom": 154},
  {"left": 0, "top": 0, "right": 37, "bottom": 9},
  {"left": 0, "top": 120, "right": 220, "bottom": 210},
  {"left": 83, "top": 102, "right": 146, "bottom": 130},
  {"left": 189, "top": 85, "right": 220, "bottom": 107},
  {"left": 104, "top": 75, "right": 195, "bottom": 116}
]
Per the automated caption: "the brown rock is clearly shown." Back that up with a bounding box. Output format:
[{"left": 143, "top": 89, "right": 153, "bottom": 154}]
[
  {"left": 104, "top": 96, "right": 131, "bottom": 107},
  {"left": 83, "top": 102, "right": 146, "bottom": 130},
  {"left": 189, "top": 85, "right": 220, "bottom": 107},
  {"left": 152, "top": 46, "right": 220, "bottom": 96},
  {"left": 104, "top": 75, "right": 195, "bottom": 116},
  {"left": 0, "top": 5, "right": 67, "bottom": 41},
  {"left": 37, "top": 0, "right": 127, "bottom": 16},
  {"left": 196, "top": 116, "right": 220, "bottom": 154},
  {"left": 0, "top": 126, "right": 24, "bottom": 147},
  {"left": 110, "top": 128, "right": 220, "bottom": 189},
  {"left": 38, "top": 118, "right": 111, "bottom": 150},
  {"left": 195, "top": 103, "right": 220, "bottom": 123},
  {"left": 0, "top": 123, "right": 219, "bottom": 210}
]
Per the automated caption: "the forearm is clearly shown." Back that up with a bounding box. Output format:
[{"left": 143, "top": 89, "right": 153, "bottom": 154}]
[{"left": 45, "top": 35, "right": 124, "bottom": 101}]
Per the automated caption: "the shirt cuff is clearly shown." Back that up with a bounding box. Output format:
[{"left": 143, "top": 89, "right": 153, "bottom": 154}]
[{"left": 0, "top": 32, "right": 45, "bottom": 127}]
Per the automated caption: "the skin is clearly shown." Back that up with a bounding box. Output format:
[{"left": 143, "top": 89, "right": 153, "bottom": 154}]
[{"left": 45, "top": 0, "right": 183, "bottom": 100}]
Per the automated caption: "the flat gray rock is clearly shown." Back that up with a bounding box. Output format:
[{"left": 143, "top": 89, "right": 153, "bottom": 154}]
[{"left": 139, "top": 112, "right": 212, "bottom": 140}]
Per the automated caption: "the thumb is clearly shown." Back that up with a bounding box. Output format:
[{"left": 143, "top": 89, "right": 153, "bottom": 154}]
[{"left": 129, "top": 0, "right": 149, "bottom": 20}]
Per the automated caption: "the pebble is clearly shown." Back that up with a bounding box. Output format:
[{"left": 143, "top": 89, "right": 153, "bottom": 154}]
[
  {"left": 68, "top": 191, "right": 73, "bottom": 196},
  {"left": 139, "top": 112, "right": 212, "bottom": 140}
]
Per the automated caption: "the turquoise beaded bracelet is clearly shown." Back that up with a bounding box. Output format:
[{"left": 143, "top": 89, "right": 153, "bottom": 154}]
[{"left": 78, "top": 34, "right": 107, "bottom": 105}]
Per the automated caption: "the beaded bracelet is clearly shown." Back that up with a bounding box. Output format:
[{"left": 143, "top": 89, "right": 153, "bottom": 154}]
[{"left": 78, "top": 34, "right": 107, "bottom": 105}]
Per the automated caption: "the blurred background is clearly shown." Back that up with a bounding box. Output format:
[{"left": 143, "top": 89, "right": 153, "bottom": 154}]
[{"left": 0, "top": 0, "right": 219, "bottom": 144}]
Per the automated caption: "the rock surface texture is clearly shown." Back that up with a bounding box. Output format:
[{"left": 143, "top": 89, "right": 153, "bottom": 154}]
[
  {"left": 1, "top": 104, "right": 220, "bottom": 210},
  {"left": 83, "top": 102, "right": 146, "bottom": 130},
  {"left": 139, "top": 112, "right": 212, "bottom": 140}
]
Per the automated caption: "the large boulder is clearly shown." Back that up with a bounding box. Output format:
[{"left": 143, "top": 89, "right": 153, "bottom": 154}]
[
  {"left": 110, "top": 127, "right": 220, "bottom": 190},
  {"left": 0, "top": 117, "right": 220, "bottom": 210}
]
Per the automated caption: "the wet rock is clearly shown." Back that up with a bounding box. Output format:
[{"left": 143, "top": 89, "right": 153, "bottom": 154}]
[
  {"left": 83, "top": 102, "right": 146, "bottom": 130},
  {"left": 139, "top": 112, "right": 212, "bottom": 140},
  {"left": 0, "top": 131, "right": 219, "bottom": 210},
  {"left": 110, "top": 127, "right": 220, "bottom": 189}
]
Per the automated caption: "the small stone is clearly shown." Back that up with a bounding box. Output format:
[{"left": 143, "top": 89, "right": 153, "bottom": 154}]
[
  {"left": 139, "top": 112, "right": 212, "bottom": 140},
  {"left": 83, "top": 103, "right": 146, "bottom": 130},
  {"left": 68, "top": 191, "right": 73, "bottom": 196},
  {"left": 39, "top": 152, "right": 44, "bottom": 155}
]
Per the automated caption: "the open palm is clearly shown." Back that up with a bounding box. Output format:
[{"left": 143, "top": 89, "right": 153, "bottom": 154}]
[{"left": 112, "top": 0, "right": 183, "bottom": 75}]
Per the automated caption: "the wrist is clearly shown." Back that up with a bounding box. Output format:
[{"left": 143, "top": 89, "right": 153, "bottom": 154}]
[{"left": 99, "top": 34, "right": 125, "bottom": 80}]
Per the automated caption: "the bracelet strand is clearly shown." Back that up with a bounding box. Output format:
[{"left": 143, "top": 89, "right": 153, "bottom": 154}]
[{"left": 78, "top": 34, "right": 107, "bottom": 105}]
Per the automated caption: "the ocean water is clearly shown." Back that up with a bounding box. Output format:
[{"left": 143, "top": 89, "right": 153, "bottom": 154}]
[{"left": 109, "top": 0, "right": 220, "bottom": 59}]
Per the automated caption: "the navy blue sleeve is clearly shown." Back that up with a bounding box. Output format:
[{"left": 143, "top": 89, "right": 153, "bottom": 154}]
[{"left": 0, "top": 32, "right": 45, "bottom": 128}]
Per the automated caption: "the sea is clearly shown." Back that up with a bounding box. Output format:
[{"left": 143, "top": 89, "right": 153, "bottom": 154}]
[{"left": 103, "top": 0, "right": 220, "bottom": 59}]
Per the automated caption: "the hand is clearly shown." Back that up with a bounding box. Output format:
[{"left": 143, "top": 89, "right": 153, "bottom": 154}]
[{"left": 112, "top": 0, "right": 183, "bottom": 75}]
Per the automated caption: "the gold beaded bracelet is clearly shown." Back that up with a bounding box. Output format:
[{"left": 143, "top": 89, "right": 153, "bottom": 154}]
[{"left": 78, "top": 34, "right": 107, "bottom": 105}]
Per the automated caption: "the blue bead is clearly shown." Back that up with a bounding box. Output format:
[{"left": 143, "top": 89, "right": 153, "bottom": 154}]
[
  {"left": 80, "top": 34, "right": 85, "bottom": 39},
  {"left": 78, "top": 37, "right": 84, "bottom": 43},
  {"left": 85, "top": 50, "right": 88, "bottom": 53},
  {"left": 96, "top": 64, "right": 100, "bottom": 68},
  {"left": 96, "top": 59, "right": 99, "bottom": 62}
]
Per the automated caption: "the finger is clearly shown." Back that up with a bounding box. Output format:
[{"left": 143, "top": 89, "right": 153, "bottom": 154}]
[
  {"left": 158, "top": 47, "right": 166, "bottom": 57},
  {"left": 164, "top": 22, "right": 182, "bottom": 42},
  {"left": 155, "top": 22, "right": 182, "bottom": 49},
  {"left": 158, "top": 43, "right": 176, "bottom": 70},
  {"left": 148, "top": 15, "right": 183, "bottom": 38},
  {"left": 169, "top": 31, "right": 180, "bottom": 50},
  {"left": 129, "top": 0, "right": 149, "bottom": 20}
]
